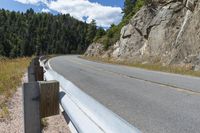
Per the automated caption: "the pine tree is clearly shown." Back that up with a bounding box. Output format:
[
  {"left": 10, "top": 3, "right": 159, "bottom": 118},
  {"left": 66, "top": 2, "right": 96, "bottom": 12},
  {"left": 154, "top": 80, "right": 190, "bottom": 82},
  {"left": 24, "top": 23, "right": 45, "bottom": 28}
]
[
  {"left": 123, "top": 0, "right": 136, "bottom": 17},
  {"left": 0, "top": 8, "right": 98, "bottom": 57},
  {"left": 86, "top": 19, "right": 97, "bottom": 44}
]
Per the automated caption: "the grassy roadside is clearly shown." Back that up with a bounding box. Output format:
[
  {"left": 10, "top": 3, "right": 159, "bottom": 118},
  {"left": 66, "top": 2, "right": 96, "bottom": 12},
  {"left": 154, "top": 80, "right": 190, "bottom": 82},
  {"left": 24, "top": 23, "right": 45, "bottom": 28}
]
[
  {"left": 81, "top": 56, "right": 200, "bottom": 77},
  {"left": 0, "top": 57, "right": 31, "bottom": 118}
]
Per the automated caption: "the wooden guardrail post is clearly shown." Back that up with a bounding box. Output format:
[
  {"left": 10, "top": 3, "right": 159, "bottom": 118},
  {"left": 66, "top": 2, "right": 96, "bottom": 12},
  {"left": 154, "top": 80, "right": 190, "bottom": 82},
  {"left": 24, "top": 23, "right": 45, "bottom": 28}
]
[
  {"left": 28, "top": 57, "right": 44, "bottom": 82},
  {"left": 28, "top": 66, "right": 36, "bottom": 82},
  {"left": 23, "top": 57, "right": 59, "bottom": 133},
  {"left": 35, "top": 66, "right": 44, "bottom": 81},
  {"left": 39, "top": 81, "right": 59, "bottom": 118},
  {"left": 23, "top": 82, "right": 41, "bottom": 133}
]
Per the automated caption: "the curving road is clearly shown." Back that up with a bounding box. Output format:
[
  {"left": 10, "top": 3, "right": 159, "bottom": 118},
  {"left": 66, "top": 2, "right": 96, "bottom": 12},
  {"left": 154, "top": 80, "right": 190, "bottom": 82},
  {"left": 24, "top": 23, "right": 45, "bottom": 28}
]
[{"left": 49, "top": 55, "right": 200, "bottom": 133}]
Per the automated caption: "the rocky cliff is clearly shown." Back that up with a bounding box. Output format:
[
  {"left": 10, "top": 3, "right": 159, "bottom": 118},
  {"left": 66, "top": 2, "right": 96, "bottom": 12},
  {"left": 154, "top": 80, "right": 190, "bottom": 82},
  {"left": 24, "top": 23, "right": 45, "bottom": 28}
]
[{"left": 85, "top": 0, "right": 200, "bottom": 70}]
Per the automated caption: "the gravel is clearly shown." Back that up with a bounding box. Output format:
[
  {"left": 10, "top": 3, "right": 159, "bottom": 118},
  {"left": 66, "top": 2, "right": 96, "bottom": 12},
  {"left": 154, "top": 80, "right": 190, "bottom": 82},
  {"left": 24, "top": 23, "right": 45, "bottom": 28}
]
[
  {"left": 0, "top": 74, "right": 71, "bottom": 133},
  {"left": 43, "top": 114, "right": 71, "bottom": 133}
]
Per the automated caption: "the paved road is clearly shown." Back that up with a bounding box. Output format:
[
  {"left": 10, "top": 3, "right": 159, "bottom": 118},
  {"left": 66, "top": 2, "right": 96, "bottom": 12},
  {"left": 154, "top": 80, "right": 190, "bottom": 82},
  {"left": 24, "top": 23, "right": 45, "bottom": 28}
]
[{"left": 49, "top": 55, "right": 200, "bottom": 133}]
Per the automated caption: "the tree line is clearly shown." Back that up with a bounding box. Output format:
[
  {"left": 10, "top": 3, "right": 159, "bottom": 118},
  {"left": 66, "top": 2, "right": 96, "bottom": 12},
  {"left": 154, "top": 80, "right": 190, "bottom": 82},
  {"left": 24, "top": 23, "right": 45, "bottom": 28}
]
[{"left": 0, "top": 8, "right": 103, "bottom": 57}]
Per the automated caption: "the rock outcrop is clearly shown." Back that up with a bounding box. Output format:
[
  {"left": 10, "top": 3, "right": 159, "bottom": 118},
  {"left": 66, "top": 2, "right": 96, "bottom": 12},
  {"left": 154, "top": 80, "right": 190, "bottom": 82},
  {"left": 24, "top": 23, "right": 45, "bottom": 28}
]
[{"left": 85, "top": 0, "right": 200, "bottom": 70}]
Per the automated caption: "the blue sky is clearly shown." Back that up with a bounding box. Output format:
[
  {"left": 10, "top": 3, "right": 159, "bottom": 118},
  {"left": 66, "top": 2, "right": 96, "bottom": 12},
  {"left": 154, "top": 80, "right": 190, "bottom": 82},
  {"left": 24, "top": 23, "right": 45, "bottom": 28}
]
[
  {"left": 0, "top": 0, "right": 42, "bottom": 12},
  {"left": 0, "top": 0, "right": 124, "bottom": 27},
  {"left": 89, "top": 0, "right": 124, "bottom": 7}
]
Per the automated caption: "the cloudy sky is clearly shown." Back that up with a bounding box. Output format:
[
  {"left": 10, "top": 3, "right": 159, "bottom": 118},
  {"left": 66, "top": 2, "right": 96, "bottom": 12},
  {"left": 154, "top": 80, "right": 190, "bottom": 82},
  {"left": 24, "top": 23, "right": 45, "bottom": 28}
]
[{"left": 0, "top": 0, "right": 124, "bottom": 28}]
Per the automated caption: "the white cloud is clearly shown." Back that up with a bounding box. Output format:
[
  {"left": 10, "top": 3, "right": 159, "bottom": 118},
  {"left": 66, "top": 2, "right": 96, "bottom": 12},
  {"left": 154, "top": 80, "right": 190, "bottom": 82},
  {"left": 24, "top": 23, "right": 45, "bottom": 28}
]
[
  {"left": 15, "top": 0, "right": 123, "bottom": 27},
  {"left": 41, "top": 8, "right": 50, "bottom": 13},
  {"left": 15, "top": 0, "right": 47, "bottom": 4}
]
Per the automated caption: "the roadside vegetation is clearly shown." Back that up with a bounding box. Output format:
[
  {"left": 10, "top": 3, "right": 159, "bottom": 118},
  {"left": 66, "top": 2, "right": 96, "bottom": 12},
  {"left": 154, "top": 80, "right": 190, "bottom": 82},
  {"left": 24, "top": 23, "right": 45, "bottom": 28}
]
[
  {"left": 0, "top": 57, "right": 31, "bottom": 118},
  {"left": 94, "top": 0, "right": 146, "bottom": 50},
  {"left": 82, "top": 56, "right": 200, "bottom": 77},
  {"left": 0, "top": 8, "right": 101, "bottom": 58}
]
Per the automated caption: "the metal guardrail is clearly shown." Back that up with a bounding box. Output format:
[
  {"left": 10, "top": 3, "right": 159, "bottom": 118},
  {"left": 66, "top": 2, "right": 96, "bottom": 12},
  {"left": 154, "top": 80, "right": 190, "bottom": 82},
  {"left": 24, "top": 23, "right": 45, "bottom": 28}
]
[{"left": 39, "top": 56, "right": 141, "bottom": 133}]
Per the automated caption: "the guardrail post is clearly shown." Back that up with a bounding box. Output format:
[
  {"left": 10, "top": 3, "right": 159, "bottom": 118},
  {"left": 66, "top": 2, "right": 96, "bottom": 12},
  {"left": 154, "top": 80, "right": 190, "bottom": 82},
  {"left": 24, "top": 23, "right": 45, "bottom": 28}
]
[
  {"left": 35, "top": 66, "right": 44, "bottom": 81},
  {"left": 23, "top": 57, "right": 59, "bottom": 133},
  {"left": 28, "top": 66, "right": 36, "bottom": 82},
  {"left": 28, "top": 57, "right": 44, "bottom": 82},
  {"left": 23, "top": 82, "right": 41, "bottom": 133},
  {"left": 39, "top": 81, "right": 59, "bottom": 118}
]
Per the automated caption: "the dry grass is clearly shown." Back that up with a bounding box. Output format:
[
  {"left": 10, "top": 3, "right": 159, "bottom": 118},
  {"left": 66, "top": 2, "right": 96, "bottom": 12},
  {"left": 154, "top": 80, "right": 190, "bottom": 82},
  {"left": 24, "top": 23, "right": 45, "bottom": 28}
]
[
  {"left": 0, "top": 57, "right": 31, "bottom": 118},
  {"left": 41, "top": 118, "right": 48, "bottom": 129},
  {"left": 81, "top": 56, "right": 200, "bottom": 77}
]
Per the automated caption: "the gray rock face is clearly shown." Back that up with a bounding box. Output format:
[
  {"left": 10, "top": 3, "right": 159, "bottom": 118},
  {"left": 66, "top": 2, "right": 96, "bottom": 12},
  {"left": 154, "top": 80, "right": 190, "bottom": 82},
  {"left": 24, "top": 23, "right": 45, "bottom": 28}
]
[
  {"left": 85, "top": 0, "right": 200, "bottom": 69},
  {"left": 84, "top": 43, "right": 104, "bottom": 57}
]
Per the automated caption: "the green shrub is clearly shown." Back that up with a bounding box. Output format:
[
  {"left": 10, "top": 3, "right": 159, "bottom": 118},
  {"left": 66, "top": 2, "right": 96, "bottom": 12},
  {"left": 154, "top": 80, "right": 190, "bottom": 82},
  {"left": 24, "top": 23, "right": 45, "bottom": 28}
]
[{"left": 94, "top": 0, "right": 145, "bottom": 49}]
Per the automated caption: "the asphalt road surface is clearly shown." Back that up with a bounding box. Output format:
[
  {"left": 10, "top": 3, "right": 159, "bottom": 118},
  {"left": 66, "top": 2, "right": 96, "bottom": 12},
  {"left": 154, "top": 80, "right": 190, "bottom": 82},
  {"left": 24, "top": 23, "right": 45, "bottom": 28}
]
[{"left": 49, "top": 55, "right": 200, "bottom": 133}]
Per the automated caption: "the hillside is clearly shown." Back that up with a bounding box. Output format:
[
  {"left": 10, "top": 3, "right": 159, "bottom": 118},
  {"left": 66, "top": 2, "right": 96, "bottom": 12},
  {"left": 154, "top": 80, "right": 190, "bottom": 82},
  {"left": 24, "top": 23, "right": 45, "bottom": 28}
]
[
  {"left": 0, "top": 9, "right": 100, "bottom": 57},
  {"left": 85, "top": 0, "right": 200, "bottom": 71}
]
